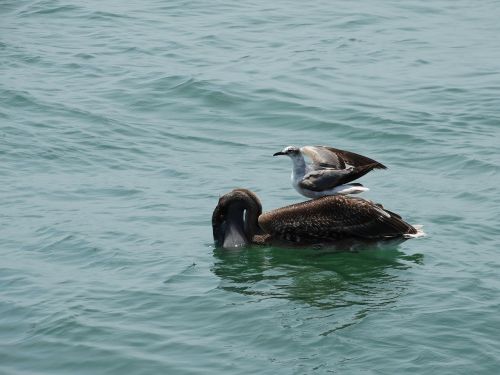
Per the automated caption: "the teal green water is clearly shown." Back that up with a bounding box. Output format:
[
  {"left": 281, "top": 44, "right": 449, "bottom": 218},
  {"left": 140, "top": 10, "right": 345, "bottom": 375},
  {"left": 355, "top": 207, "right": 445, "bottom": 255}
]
[{"left": 1, "top": 0, "right": 500, "bottom": 373}]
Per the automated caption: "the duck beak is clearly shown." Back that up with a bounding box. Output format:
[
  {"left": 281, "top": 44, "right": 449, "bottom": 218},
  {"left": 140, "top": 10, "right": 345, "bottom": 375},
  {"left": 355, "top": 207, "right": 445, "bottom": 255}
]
[{"left": 273, "top": 151, "right": 285, "bottom": 156}]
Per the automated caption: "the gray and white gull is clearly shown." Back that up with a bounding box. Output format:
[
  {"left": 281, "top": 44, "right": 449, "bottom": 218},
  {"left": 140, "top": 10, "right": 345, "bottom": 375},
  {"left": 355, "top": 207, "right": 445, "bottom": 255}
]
[{"left": 273, "top": 145, "right": 387, "bottom": 198}]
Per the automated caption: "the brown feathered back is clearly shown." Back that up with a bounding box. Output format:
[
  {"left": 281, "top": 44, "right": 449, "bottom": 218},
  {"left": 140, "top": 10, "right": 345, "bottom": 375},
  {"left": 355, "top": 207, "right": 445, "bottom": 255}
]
[{"left": 258, "top": 195, "right": 415, "bottom": 243}]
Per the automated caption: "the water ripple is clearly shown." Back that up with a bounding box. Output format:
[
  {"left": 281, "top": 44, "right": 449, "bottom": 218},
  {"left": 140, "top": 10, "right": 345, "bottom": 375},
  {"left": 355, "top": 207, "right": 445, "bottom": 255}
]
[{"left": 2, "top": 0, "right": 500, "bottom": 373}]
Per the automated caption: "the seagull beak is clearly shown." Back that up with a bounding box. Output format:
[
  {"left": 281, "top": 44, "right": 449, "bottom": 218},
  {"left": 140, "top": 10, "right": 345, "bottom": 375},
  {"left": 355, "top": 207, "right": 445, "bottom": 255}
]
[{"left": 273, "top": 151, "right": 285, "bottom": 156}]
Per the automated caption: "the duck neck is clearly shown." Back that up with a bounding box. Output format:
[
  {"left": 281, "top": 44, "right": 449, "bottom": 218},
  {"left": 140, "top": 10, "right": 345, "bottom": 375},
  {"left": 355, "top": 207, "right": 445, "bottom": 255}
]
[
  {"left": 224, "top": 204, "right": 250, "bottom": 247},
  {"left": 243, "top": 199, "right": 261, "bottom": 239},
  {"left": 214, "top": 191, "right": 263, "bottom": 248}
]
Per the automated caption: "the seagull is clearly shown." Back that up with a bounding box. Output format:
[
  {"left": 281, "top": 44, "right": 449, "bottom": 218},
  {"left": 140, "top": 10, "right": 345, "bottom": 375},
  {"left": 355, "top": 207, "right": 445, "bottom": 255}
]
[{"left": 273, "top": 145, "right": 387, "bottom": 198}]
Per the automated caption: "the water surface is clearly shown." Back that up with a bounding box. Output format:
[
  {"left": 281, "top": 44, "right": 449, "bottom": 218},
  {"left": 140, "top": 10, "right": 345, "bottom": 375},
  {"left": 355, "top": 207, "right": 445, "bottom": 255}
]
[{"left": 1, "top": 0, "right": 500, "bottom": 373}]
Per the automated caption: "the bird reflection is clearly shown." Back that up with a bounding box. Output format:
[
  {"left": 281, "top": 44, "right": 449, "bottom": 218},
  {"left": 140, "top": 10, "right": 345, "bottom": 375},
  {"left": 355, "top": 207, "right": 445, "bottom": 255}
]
[{"left": 212, "top": 245, "right": 423, "bottom": 333}]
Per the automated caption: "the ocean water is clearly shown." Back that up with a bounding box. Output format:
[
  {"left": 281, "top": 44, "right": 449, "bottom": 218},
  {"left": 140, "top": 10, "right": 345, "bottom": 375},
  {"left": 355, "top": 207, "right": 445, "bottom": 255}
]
[{"left": 1, "top": 0, "right": 500, "bottom": 373}]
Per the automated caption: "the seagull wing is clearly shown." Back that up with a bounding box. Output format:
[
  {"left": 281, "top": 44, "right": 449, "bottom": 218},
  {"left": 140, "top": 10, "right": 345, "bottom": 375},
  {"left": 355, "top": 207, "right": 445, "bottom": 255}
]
[
  {"left": 302, "top": 145, "right": 387, "bottom": 169},
  {"left": 299, "top": 163, "right": 381, "bottom": 192},
  {"left": 258, "top": 196, "right": 416, "bottom": 241},
  {"left": 316, "top": 145, "right": 387, "bottom": 169},
  {"left": 300, "top": 145, "right": 346, "bottom": 169}
]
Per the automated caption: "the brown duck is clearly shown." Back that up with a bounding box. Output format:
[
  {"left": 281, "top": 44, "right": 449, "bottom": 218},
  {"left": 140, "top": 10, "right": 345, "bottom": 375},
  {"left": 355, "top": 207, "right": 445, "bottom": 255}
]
[{"left": 212, "top": 189, "right": 417, "bottom": 248}]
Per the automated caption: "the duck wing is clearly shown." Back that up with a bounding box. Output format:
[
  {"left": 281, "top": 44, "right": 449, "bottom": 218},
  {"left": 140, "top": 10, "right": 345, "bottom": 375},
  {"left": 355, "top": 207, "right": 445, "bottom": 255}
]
[
  {"left": 298, "top": 163, "right": 381, "bottom": 192},
  {"left": 258, "top": 195, "right": 416, "bottom": 242}
]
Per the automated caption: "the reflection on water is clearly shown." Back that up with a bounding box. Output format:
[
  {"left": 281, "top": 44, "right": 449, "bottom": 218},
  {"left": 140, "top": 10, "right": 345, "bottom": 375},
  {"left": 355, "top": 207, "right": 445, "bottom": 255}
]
[{"left": 212, "top": 245, "right": 423, "bottom": 334}]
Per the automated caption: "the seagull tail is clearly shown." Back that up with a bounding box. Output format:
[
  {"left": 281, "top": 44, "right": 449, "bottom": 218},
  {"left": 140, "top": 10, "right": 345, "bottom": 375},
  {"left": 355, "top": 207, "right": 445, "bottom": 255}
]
[{"left": 334, "top": 183, "right": 370, "bottom": 195}]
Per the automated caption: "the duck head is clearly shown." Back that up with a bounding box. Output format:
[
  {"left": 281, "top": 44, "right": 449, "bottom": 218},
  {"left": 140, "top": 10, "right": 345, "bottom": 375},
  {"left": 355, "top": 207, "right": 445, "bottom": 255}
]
[{"left": 212, "top": 189, "right": 262, "bottom": 248}]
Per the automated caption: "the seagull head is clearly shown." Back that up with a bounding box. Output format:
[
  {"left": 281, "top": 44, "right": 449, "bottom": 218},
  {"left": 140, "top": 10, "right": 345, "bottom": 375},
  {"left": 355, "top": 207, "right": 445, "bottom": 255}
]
[{"left": 273, "top": 146, "right": 301, "bottom": 158}]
